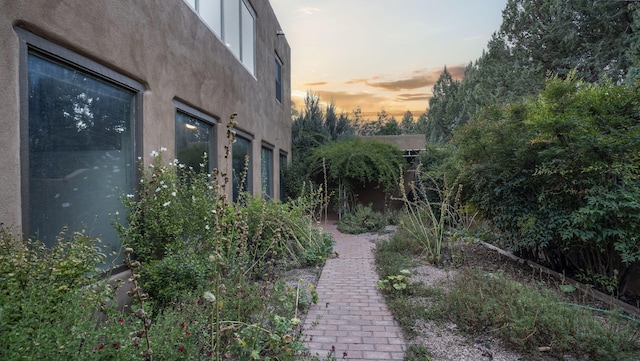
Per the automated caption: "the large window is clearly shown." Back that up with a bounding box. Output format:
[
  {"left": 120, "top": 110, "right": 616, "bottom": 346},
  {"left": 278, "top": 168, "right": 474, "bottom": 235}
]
[
  {"left": 261, "top": 145, "right": 273, "bottom": 198},
  {"left": 175, "top": 103, "right": 216, "bottom": 173},
  {"left": 20, "top": 29, "right": 141, "bottom": 267},
  {"left": 186, "top": 0, "right": 255, "bottom": 75},
  {"left": 232, "top": 133, "right": 252, "bottom": 201},
  {"left": 275, "top": 55, "right": 283, "bottom": 103}
]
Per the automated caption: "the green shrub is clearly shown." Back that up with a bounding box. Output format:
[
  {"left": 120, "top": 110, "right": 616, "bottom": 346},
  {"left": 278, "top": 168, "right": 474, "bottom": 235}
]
[
  {"left": 337, "top": 203, "right": 387, "bottom": 234},
  {"left": 0, "top": 226, "right": 132, "bottom": 360}
]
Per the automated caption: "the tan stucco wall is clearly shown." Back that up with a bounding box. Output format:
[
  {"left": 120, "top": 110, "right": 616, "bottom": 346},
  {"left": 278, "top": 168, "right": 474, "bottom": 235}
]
[{"left": 0, "top": 0, "right": 291, "bottom": 230}]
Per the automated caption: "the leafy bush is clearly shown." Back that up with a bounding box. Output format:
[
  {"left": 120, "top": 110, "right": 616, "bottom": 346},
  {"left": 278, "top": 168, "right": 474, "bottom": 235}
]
[
  {"left": 0, "top": 226, "right": 132, "bottom": 360},
  {"left": 307, "top": 138, "right": 406, "bottom": 218},
  {"left": 336, "top": 203, "right": 387, "bottom": 234},
  {"left": 453, "top": 75, "right": 640, "bottom": 292}
]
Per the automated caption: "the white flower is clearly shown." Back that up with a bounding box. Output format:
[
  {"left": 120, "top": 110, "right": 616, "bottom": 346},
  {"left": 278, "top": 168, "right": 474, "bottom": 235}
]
[
  {"left": 162, "top": 201, "right": 171, "bottom": 207},
  {"left": 208, "top": 185, "right": 213, "bottom": 190},
  {"left": 203, "top": 291, "right": 216, "bottom": 303},
  {"left": 160, "top": 147, "right": 167, "bottom": 152},
  {"left": 171, "top": 192, "right": 176, "bottom": 197},
  {"left": 126, "top": 194, "right": 135, "bottom": 198},
  {"left": 211, "top": 209, "right": 217, "bottom": 214},
  {"left": 192, "top": 195, "right": 196, "bottom": 202},
  {"left": 205, "top": 225, "right": 210, "bottom": 230},
  {"left": 173, "top": 159, "right": 179, "bottom": 165},
  {"left": 179, "top": 163, "right": 185, "bottom": 169},
  {"left": 199, "top": 163, "right": 205, "bottom": 168},
  {"left": 150, "top": 150, "right": 159, "bottom": 157},
  {"left": 155, "top": 187, "right": 161, "bottom": 192},
  {"left": 137, "top": 157, "right": 142, "bottom": 161}
]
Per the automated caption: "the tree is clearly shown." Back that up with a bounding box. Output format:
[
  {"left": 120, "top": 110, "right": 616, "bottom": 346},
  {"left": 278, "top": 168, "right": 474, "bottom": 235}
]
[
  {"left": 453, "top": 75, "right": 640, "bottom": 293},
  {"left": 499, "top": 0, "right": 634, "bottom": 83},
  {"left": 308, "top": 139, "right": 406, "bottom": 218},
  {"left": 400, "top": 110, "right": 415, "bottom": 134},
  {"left": 377, "top": 117, "right": 401, "bottom": 135},
  {"left": 426, "top": 66, "right": 461, "bottom": 142}
]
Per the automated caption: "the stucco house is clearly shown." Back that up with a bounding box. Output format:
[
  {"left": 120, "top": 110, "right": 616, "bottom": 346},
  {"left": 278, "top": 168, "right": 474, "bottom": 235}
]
[{"left": 0, "top": 0, "right": 291, "bottom": 266}]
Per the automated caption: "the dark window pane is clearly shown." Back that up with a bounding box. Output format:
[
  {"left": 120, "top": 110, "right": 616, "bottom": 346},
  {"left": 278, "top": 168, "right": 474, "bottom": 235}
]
[
  {"left": 275, "top": 57, "right": 282, "bottom": 102},
  {"left": 261, "top": 147, "right": 273, "bottom": 198},
  {"left": 175, "top": 111, "right": 213, "bottom": 173},
  {"left": 232, "top": 135, "right": 251, "bottom": 201},
  {"left": 27, "top": 52, "right": 135, "bottom": 266}
]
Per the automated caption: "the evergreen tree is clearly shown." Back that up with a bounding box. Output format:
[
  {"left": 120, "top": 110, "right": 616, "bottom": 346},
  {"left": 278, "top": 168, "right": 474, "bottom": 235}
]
[
  {"left": 400, "top": 110, "right": 415, "bottom": 134},
  {"left": 426, "top": 66, "right": 461, "bottom": 142}
]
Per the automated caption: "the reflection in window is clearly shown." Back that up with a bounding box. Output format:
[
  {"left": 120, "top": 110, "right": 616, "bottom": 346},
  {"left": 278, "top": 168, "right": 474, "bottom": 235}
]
[
  {"left": 27, "top": 52, "right": 135, "bottom": 265},
  {"left": 232, "top": 135, "right": 251, "bottom": 201},
  {"left": 175, "top": 111, "right": 214, "bottom": 173},
  {"left": 261, "top": 146, "right": 273, "bottom": 198},
  {"left": 186, "top": 0, "right": 255, "bottom": 74}
]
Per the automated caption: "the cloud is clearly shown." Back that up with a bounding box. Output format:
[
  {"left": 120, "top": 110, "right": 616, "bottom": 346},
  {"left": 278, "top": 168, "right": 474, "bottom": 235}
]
[
  {"left": 304, "top": 81, "right": 328, "bottom": 86},
  {"left": 395, "top": 93, "right": 431, "bottom": 102},
  {"left": 295, "top": 7, "right": 322, "bottom": 16},
  {"left": 346, "top": 65, "right": 467, "bottom": 92},
  {"left": 447, "top": 65, "right": 466, "bottom": 80}
]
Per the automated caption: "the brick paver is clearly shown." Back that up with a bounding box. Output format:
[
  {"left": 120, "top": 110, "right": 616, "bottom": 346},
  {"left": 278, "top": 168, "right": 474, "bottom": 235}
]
[{"left": 304, "top": 221, "right": 406, "bottom": 360}]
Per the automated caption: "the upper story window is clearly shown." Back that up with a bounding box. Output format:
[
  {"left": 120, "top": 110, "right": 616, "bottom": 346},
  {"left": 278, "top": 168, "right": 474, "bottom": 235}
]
[
  {"left": 186, "top": 0, "right": 256, "bottom": 75},
  {"left": 275, "top": 55, "right": 283, "bottom": 103}
]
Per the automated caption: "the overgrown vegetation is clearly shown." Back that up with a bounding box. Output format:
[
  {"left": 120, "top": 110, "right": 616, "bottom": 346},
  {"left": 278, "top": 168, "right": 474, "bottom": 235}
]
[
  {"left": 375, "top": 223, "right": 640, "bottom": 361},
  {"left": 0, "top": 117, "right": 334, "bottom": 360},
  {"left": 452, "top": 75, "right": 640, "bottom": 294},
  {"left": 436, "top": 269, "right": 640, "bottom": 360},
  {"left": 335, "top": 203, "right": 390, "bottom": 234}
]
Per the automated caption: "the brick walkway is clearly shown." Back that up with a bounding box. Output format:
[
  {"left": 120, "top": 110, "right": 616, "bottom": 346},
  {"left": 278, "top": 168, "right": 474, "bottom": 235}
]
[{"left": 304, "top": 221, "right": 406, "bottom": 360}]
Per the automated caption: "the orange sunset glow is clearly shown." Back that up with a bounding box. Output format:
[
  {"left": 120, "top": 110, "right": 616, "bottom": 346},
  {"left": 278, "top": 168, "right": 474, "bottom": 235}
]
[{"left": 271, "top": 0, "right": 507, "bottom": 119}]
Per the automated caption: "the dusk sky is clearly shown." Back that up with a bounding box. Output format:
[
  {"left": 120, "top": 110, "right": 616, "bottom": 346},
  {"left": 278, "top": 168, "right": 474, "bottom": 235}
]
[{"left": 270, "top": 0, "right": 508, "bottom": 119}]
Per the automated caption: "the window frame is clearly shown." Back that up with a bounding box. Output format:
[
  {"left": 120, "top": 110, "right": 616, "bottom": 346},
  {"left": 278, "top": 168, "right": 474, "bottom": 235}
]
[
  {"left": 185, "top": 0, "right": 256, "bottom": 75},
  {"left": 261, "top": 143, "right": 274, "bottom": 199},
  {"left": 279, "top": 151, "right": 288, "bottom": 201},
  {"left": 231, "top": 129, "right": 253, "bottom": 201},
  {"left": 173, "top": 100, "right": 218, "bottom": 173},
  {"left": 16, "top": 27, "right": 144, "bottom": 245}
]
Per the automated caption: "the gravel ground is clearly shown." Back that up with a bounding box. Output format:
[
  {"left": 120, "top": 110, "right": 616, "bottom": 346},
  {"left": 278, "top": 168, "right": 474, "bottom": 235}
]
[{"left": 408, "top": 263, "right": 528, "bottom": 361}]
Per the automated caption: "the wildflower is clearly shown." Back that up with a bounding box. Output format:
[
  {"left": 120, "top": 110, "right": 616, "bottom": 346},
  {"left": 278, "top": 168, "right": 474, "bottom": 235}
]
[
  {"left": 343, "top": 351, "right": 348, "bottom": 358},
  {"left": 178, "top": 346, "right": 185, "bottom": 353},
  {"left": 160, "top": 147, "right": 167, "bottom": 152},
  {"left": 155, "top": 187, "right": 161, "bottom": 192},
  {"left": 203, "top": 291, "right": 216, "bottom": 303},
  {"left": 137, "top": 156, "right": 142, "bottom": 160},
  {"left": 126, "top": 194, "right": 134, "bottom": 198},
  {"left": 150, "top": 150, "right": 159, "bottom": 157},
  {"left": 205, "top": 225, "right": 210, "bottom": 230},
  {"left": 113, "top": 343, "right": 121, "bottom": 349},
  {"left": 180, "top": 322, "right": 186, "bottom": 329},
  {"left": 171, "top": 191, "right": 176, "bottom": 197},
  {"left": 97, "top": 344, "right": 105, "bottom": 351},
  {"left": 211, "top": 209, "right": 217, "bottom": 214},
  {"left": 163, "top": 201, "right": 171, "bottom": 207},
  {"left": 185, "top": 331, "right": 191, "bottom": 336},
  {"left": 118, "top": 317, "right": 124, "bottom": 324}
]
